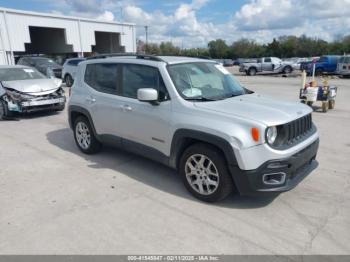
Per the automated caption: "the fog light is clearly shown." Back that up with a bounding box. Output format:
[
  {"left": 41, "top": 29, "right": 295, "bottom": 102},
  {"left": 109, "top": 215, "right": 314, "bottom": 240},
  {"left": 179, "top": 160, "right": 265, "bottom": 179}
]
[{"left": 262, "top": 172, "right": 286, "bottom": 185}]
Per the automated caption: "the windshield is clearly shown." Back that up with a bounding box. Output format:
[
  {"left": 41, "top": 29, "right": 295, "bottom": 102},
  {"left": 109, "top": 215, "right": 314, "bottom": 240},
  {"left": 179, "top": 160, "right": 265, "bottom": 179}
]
[
  {"left": 0, "top": 68, "right": 47, "bottom": 81},
  {"left": 167, "top": 62, "right": 246, "bottom": 101}
]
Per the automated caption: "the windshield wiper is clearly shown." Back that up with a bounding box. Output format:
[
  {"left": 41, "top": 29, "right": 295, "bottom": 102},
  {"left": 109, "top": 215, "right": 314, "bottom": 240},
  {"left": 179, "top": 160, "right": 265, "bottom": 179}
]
[{"left": 184, "top": 96, "right": 218, "bottom": 102}]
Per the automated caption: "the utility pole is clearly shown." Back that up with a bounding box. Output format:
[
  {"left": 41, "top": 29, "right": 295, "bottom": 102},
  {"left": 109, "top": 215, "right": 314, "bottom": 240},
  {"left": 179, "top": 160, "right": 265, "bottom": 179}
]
[{"left": 145, "top": 26, "right": 149, "bottom": 46}]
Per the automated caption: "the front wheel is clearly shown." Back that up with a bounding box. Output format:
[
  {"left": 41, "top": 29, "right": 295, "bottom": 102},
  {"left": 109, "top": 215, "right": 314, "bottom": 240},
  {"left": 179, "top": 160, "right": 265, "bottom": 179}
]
[
  {"left": 73, "top": 116, "right": 101, "bottom": 154},
  {"left": 283, "top": 66, "right": 292, "bottom": 74},
  {"left": 179, "top": 143, "right": 234, "bottom": 202},
  {"left": 329, "top": 100, "right": 335, "bottom": 109},
  {"left": 247, "top": 67, "right": 257, "bottom": 76},
  {"left": 0, "top": 99, "right": 13, "bottom": 120}
]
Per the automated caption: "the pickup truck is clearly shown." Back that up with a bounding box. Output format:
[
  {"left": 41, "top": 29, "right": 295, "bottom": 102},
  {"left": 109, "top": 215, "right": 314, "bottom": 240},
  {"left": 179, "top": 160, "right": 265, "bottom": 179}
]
[
  {"left": 239, "top": 57, "right": 293, "bottom": 76},
  {"left": 303, "top": 55, "right": 341, "bottom": 76}
]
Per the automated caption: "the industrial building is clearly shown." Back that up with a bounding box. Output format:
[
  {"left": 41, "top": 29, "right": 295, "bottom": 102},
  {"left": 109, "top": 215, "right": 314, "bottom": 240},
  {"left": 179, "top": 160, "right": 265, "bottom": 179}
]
[{"left": 0, "top": 7, "right": 136, "bottom": 65}]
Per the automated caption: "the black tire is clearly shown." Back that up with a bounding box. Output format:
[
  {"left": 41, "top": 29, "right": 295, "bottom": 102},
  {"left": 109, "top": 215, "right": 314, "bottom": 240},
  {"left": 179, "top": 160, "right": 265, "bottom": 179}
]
[
  {"left": 322, "top": 101, "right": 328, "bottom": 113},
  {"left": 307, "top": 101, "right": 313, "bottom": 107},
  {"left": 247, "top": 67, "right": 257, "bottom": 76},
  {"left": 55, "top": 103, "right": 66, "bottom": 112},
  {"left": 73, "top": 116, "right": 101, "bottom": 154},
  {"left": 64, "top": 74, "right": 74, "bottom": 87},
  {"left": 328, "top": 100, "right": 335, "bottom": 109},
  {"left": 0, "top": 99, "right": 13, "bottom": 120},
  {"left": 179, "top": 143, "right": 234, "bottom": 202},
  {"left": 315, "top": 68, "right": 323, "bottom": 76},
  {"left": 283, "top": 66, "right": 292, "bottom": 74}
]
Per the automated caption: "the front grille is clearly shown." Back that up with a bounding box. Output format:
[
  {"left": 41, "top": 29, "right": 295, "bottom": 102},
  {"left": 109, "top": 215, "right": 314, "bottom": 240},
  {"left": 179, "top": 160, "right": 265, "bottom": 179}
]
[
  {"left": 284, "top": 114, "right": 313, "bottom": 144},
  {"left": 271, "top": 114, "right": 314, "bottom": 149}
]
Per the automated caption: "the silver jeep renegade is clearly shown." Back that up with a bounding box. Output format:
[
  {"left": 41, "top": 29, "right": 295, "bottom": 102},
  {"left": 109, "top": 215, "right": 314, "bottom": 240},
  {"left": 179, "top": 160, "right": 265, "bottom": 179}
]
[{"left": 68, "top": 54, "right": 319, "bottom": 202}]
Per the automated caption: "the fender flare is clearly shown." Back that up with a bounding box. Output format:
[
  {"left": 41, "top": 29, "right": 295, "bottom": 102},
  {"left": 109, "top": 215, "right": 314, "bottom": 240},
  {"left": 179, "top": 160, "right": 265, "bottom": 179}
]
[
  {"left": 169, "top": 129, "right": 238, "bottom": 169},
  {"left": 68, "top": 105, "right": 98, "bottom": 138}
]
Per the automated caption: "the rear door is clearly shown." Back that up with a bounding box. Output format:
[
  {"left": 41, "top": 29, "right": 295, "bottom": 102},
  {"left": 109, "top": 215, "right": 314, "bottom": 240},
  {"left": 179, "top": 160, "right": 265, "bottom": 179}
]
[{"left": 82, "top": 62, "right": 124, "bottom": 141}]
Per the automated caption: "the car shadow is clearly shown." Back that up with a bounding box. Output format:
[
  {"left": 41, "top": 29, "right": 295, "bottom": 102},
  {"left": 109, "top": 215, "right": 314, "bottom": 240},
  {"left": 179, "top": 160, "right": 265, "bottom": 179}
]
[
  {"left": 4, "top": 110, "right": 62, "bottom": 120},
  {"left": 46, "top": 128, "right": 277, "bottom": 209}
]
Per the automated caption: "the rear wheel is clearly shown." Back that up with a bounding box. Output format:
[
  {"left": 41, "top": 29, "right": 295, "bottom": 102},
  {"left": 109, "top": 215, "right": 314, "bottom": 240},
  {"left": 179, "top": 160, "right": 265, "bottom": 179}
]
[
  {"left": 328, "top": 100, "right": 335, "bottom": 109},
  {"left": 73, "top": 116, "right": 101, "bottom": 154},
  {"left": 179, "top": 143, "right": 234, "bottom": 202}
]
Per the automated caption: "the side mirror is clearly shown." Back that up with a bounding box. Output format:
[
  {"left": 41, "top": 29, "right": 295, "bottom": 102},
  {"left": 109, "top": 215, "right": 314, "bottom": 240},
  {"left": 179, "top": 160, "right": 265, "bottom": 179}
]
[{"left": 137, "top": 88, "right": 159, "bottom": 104}]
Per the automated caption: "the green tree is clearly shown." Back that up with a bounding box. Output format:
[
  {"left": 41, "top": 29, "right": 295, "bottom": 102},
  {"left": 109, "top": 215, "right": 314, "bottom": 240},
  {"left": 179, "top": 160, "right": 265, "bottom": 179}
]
[{"left": 208, "top": 39, "right": 229, "bottom": 58}]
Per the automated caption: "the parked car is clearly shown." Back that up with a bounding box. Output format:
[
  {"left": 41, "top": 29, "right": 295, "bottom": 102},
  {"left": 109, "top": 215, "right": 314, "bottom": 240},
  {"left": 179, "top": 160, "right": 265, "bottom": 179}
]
[
  {"left": 62, "top": 58, "right": 85, "bottom": 87},
  {"left": 300, "top": 57, "right": 319, "bottom": 71},
  {"left": 235, "top": 58, "right": 257, "bottom": 66},
  {"left": 68, "top": 55, "right": 319, "bottom": 202},
  {"left": 283, "top": 58, "right": 307, "bottom": 70},
  {"left": 336, "top": 55, "right": 350, "bottom": 77},
  {"left": 303, "top": 55, "right": 341, "bottom": 76},
  {"left": 239, "top": 57, "right": 293, "bottom": 76},
  {"left": 17, "top": 56, "right": 63, "bottom": 78},
  {"left": 212, "top": 59, "right": 224, "bottom": 65},
  {"left": 0, "top": 65, "right": 66, "bottom": 119},
  {"left": 223, "top": 59, "right": 234, "bottom": 67}
]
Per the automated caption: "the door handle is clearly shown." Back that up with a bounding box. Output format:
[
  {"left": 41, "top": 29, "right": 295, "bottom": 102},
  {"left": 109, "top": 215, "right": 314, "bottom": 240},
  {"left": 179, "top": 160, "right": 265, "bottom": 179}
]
[{"left": 121, "top": 105, "right": 132, "bottom": 112}]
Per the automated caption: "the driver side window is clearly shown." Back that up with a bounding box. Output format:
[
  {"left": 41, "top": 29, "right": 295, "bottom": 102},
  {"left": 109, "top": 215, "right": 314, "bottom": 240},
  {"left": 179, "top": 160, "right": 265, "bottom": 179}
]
[{"left": 120, "top": 64, "right": 170, "bottom": 101}]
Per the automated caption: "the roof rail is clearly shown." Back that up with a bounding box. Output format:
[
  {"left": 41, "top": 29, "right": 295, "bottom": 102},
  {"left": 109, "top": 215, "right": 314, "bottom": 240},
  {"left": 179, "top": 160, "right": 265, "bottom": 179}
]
[
  {"left": 85, "top": 53, "right": 167, "bottom": 63},
  {"left": 85, "top": 52, "right": 136, "bottom": 60}
]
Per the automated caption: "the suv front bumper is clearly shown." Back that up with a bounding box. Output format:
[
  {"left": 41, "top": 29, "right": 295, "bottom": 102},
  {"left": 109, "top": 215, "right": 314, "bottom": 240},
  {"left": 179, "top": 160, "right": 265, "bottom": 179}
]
[{"left": 229, "top": 139, "right": 319, "bottom": 196}]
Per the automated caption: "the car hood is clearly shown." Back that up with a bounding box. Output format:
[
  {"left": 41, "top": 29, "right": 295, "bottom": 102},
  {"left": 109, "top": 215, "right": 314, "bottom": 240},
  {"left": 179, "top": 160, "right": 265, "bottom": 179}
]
[
  {"left": 3, "top": 78, "right": 62, "bottom": 96},
  {"left": 194, "top": 94, "right": 312, "bottom": 126}
]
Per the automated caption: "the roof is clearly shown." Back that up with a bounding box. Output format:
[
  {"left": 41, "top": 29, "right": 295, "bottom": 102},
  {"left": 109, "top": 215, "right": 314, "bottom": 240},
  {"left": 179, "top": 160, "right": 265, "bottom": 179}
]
[
  {"left": 0, "top": 7, "right": 135, "bottom": 27},
  {"left": 158, "top": 56, "right": 214, "bottom": 65}
]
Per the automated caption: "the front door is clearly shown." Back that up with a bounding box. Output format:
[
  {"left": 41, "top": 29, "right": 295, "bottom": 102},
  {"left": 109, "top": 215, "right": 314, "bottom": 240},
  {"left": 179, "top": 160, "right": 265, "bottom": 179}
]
[
  {"left": 116, "top": 63, "right": 172, "bottom": 156},
  {"left": 262, "top": 57, "right": 273, "bottom": 71}
]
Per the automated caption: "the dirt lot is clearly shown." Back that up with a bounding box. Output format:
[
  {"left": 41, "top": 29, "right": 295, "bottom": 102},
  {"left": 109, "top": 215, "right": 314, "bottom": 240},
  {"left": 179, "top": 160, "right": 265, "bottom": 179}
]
[{"left": 0, "top": 70, "right": 349, "bottom": 255}]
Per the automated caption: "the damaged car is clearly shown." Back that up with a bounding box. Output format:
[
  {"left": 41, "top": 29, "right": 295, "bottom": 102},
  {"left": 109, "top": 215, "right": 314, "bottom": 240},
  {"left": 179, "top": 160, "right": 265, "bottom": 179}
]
[{"left": 0, "top": 65, "right": 66, "bottom": 119}]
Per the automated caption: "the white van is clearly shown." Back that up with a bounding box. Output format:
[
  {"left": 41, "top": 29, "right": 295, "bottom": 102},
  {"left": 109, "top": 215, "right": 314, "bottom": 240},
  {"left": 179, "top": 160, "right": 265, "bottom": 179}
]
[{"left": 337, "top": 55, "right": 350, "bottom": 77}]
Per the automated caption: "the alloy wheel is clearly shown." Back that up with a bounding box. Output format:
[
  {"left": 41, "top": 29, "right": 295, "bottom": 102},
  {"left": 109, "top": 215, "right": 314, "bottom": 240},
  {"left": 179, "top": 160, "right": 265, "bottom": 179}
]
[
  {"left": 185, "top": 154, "right": 220, "bottom": 195},
  {"left": 75, "top": 121, "right": 91, "bottom": 150}
]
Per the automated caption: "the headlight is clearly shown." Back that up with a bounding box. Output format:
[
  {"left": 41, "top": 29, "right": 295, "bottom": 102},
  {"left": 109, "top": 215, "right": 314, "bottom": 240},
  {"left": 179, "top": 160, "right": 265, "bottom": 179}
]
[{"left": 266, "top": 126, "right": 278, "bottom": 145}]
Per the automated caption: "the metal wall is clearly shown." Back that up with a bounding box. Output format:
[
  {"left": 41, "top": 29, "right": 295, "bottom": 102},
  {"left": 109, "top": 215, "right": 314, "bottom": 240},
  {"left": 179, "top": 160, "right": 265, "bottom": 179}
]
[{"left": 0, "top": 7, "right": 136, "bottom": 64}]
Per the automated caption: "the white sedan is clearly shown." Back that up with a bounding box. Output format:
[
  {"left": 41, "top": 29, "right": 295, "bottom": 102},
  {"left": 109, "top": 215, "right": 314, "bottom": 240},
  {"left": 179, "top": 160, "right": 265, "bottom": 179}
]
[{"left": 0, "top": 65, "right": 66, "bottom": 119}]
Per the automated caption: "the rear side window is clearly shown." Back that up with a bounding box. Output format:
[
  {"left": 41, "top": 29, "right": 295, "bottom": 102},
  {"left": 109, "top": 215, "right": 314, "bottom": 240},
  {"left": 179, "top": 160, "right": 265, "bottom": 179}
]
[
  {"left": 120, "top": 64, "right": 169, "bottom": 101},
  {"left": 68, "top": 59, "right": 84, "bottom": 66},
  {"left": 84, "top": 63, "right": 118, "bottom": 94},
  {"left": 345, "top": 57, "right": 350, "bottom": 63}
]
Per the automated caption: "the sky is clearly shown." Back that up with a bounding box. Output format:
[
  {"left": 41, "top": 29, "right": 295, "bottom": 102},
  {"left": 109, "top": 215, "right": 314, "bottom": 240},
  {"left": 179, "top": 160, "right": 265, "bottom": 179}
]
[{"left": 1, "top": 0, "right": 350, "bottom": 48}]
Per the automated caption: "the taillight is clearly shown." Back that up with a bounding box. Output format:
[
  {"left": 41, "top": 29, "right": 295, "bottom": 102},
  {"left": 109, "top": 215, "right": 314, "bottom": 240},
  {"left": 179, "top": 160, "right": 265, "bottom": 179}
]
[{"left": 348, "top": 65, "right": 350, "bottom": 70}]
